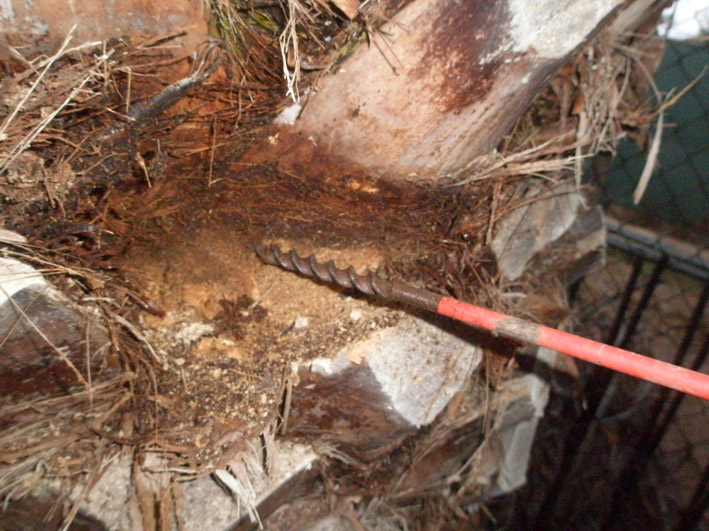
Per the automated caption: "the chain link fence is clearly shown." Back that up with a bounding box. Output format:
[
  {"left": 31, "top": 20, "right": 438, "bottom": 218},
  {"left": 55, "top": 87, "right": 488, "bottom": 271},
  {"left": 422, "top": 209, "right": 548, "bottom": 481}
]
[
  {"left": 602, "top": 19, "right": 709, "bottom": 233},
  {"left": 486, "top": 2, "right": 709, "bottom": 529}
]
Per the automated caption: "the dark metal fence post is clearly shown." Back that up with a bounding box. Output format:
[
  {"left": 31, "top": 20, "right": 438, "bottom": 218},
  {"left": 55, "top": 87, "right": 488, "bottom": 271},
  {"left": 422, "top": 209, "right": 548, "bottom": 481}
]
[
  {"left": 674, "top": 334, "right": 709, "bottom": 531},
  {"left": 533, "top": 256, "right": 668, "bottom": 529},
  {"left": 601, "top": 280, "right": 709, "bottom": 529}
]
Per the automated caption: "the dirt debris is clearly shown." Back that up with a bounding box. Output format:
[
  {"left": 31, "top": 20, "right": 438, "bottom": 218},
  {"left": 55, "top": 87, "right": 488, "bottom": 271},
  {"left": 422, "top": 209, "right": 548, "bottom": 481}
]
[{"left": 120, "top": 220, "right": 405, "bottom": 466}]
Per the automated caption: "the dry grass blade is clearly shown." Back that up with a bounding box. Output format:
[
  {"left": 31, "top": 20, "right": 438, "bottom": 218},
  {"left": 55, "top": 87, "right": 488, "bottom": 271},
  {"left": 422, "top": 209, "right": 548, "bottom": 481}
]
[
  {"left": 0, "top": 27, "right": 76, "bottom": 141},
  {"left": 280, "top": 0, "right": 302, "bottom": 101},
  {"left": 107, "top": 310, "right": 161, "bottom": 362},
  {"left": 0, "top": 374, "right": 132, "bottom": 417},
  {"left": 59, "top": 447, "right": 109, "bottom": 531},
  {"left": 657, "top": 65, "right": 706, "bottom": 112},
  {"left": 612, "top": 40, "right": 698, "bottom": 205},
  {"left": 633, "top": 108, "right": 663, "bottom": 204},
  {"left": 214, "top": 460, "right": 262, "bottom": 526},
  {"left": 457, "top": 138, "right": 582, "bottom": 185},
  {"left": 0, "top": 32, "right": 114, "bottom": 174},
  {"left": 0, "top": 52, "right": 114, "bottom": 173},
  {"left": 0, "top": 376, "right": 129, "bottom": 498}
]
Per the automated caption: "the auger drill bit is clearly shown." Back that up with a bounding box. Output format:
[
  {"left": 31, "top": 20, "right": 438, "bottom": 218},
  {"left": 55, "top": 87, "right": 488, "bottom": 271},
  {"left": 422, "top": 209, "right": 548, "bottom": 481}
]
[
  {"left": 253, "top": 242, "right": 709, "bottom": 401},
  {"left": 253, "top": 242, "right": 442, "bottom": 311}
]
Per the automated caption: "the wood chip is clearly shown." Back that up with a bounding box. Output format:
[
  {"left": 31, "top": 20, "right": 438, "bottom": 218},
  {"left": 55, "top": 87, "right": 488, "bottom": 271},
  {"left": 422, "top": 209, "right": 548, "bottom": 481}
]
[
  {"left": 0, "top": 229, "right": 27, "bottom": 244},
  {"left": 331, "top": 0, "right": 359, "bottom": 19}
]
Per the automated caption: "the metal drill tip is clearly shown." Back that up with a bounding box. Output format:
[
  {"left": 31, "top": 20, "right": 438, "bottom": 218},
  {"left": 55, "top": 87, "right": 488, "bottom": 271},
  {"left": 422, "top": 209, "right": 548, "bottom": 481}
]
[{"left": 253, "top": 242, "right": 378, "bottom": 296}]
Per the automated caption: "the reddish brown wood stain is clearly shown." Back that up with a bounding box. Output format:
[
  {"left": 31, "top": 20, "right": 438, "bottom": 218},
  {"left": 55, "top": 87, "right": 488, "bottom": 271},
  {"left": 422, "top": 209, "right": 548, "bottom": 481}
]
[
  {"left": 0, "top": 288, "right": 112, "bottom": 400},
  {"left": 288, "top": 366, "right": 415, "bottom": 461},
  {"left": 412, "top": 0, "right": 510, "bottom": 113},
  {"left": 294, "top": 0, "right": 564, "bottom": 178}
]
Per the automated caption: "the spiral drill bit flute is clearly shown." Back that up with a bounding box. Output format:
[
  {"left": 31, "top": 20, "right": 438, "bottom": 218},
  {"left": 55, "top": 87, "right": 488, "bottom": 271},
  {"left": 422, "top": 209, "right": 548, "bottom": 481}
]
[{"left": 253, "top": 243, "right": 709, "bottom": 401}]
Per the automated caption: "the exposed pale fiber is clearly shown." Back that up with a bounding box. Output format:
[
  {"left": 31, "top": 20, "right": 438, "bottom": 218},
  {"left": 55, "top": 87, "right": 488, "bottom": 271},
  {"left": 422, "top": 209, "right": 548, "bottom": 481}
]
[{"left": 509, "top": 0, "right": 622, "bottom": 58}]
